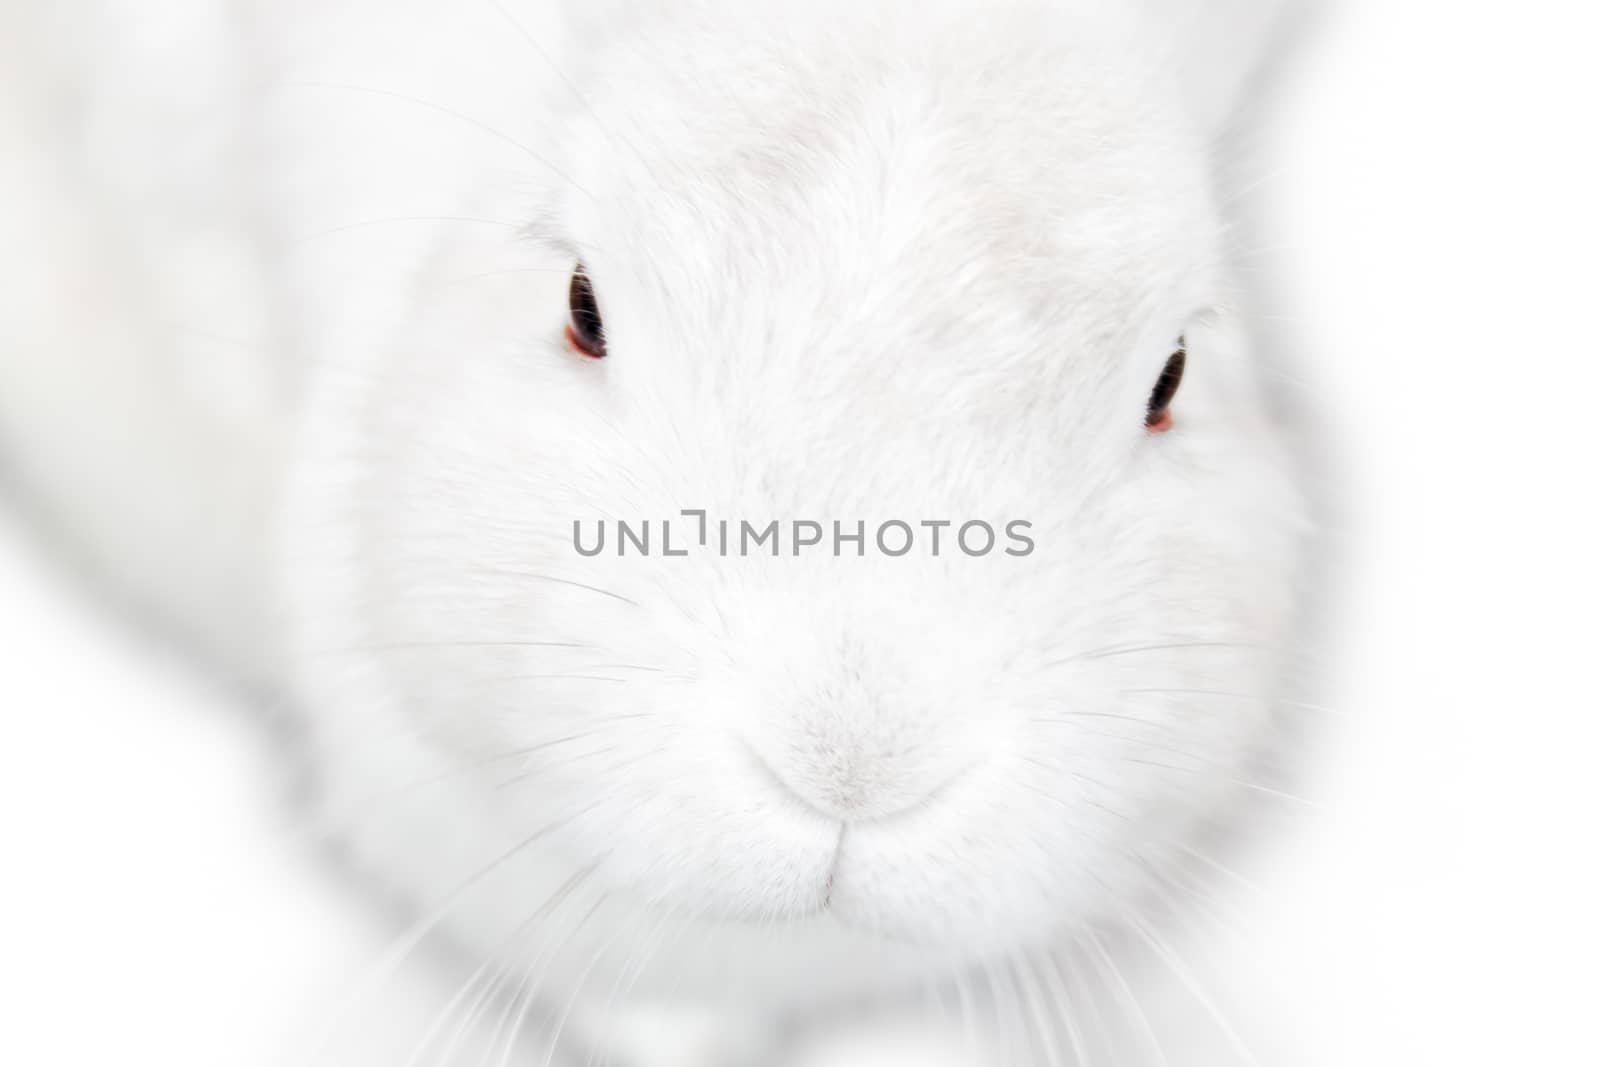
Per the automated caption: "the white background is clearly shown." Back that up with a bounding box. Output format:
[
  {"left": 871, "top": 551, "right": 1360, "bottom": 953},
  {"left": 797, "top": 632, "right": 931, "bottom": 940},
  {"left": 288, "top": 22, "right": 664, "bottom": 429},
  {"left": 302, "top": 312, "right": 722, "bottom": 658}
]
[{"left": 2, "top": 1, "right": 1598, "bottom": 1063}]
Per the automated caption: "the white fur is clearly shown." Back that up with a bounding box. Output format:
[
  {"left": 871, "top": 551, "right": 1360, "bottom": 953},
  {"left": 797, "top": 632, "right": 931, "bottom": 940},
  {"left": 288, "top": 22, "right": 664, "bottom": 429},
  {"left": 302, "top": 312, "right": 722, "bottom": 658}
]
[{"left": 1, "top": 1, "right": 1305, "bottom": 1062}]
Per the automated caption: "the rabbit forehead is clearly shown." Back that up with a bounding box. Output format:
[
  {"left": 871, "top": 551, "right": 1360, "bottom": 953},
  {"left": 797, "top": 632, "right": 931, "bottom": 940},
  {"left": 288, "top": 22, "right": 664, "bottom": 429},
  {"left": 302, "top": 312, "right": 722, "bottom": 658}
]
[
  {"left": 576, "top": 10, "right": 1205, "bottom": 260},
  {"left": 554, "top": 11, "right": 1213, "bottom": 390}
]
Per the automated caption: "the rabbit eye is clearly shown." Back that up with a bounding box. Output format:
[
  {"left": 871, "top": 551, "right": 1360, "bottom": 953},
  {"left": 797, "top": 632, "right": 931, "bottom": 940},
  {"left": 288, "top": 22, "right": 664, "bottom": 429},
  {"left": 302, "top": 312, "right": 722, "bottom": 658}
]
[
  {"left": 566, "top": 265, "right": 606, "bottom": 358},
  {"left": 1146, "top": 340, "right": 1186, "bottom": 432}
]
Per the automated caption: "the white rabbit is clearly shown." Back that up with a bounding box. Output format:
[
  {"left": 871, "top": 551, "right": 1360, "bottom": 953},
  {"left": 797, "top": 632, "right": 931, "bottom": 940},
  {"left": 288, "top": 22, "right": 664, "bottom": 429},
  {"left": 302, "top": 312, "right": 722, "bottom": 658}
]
[{"left": 0, "top": 1, "right": 1308, "bottom": 1063}]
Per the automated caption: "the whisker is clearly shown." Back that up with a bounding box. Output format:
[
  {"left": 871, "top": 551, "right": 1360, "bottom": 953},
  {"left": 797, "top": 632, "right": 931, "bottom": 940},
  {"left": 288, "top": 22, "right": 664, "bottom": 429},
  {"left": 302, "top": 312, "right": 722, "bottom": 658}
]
[
  {"left": 306, "top": 639, "right": 598, "bottom": 660},
  {"left": 1013, "top": 764, "right": 1131, "bottom": 825},
  {"left": 536, "top": 899, "right": 639, "bottom": 1067},
  {"left": 479, "top": 871, "right": 608, "bottom": 1067},
  {"left": 1086, "top": 929, "right": 1169, "bottom": 1067},
  {"left": 583, "top": 900, "right": 681, "bottom": 1067},
  {"left": 1121, "top": 687, "right": 1342, "bottom": 717},
  {"left": 483, "top": 0, "right": 663, "bottom": 185},
  {"left": 1126, "top": 914, "right": 1259, "bottom": 1067},
  {"left": 291, "top": 216, "right": 526, "bottom": 247},
  {"left": 293, "top": 731, "right": 650, "bottom": 845},
  {"left": 477, "top": 673, "right": 633, "bottom": 685},
  {"left": 1045, "top": 640, "right": 1268, "bottom": 670},
  {"left": 1042, "top": 744, "right": 1321, "bottom": 811},
  {"left": 491, "top": 736, "right": 676, "bottom": 797},
  {"left": 284, "top": 82, "right": 595, "bottom": 201},
  {"left": 1027, "top": 711, "right": 1191, "bottom": 740},
  {"left": 298, "top": 800, "right": 606, "bottom": 1066},
  {"left": 404, "top": 904, "right": 544, "bottom": 1067},
  {"left": 485, "top": 797, "right": 676, "bottom": 1064},
  {"left": 1055, "top": 726, "right": 1232, "bottom": 766},
  {"left": 1064, "top": 948, "right": 1114, "bottom": 1066},
  {"left": 1038, "top": 951, "right": 1093, "bottom": 1067},
  {"left": 1013, "top": 953, "right": 1065, "bottom": 1067},
  {"left": 476, "top": 567, "right": 641, "bottom": 607},
  {"left": 951, "top": 950, "right": 982, "bottom": 1065},
  {"left": 439, "top": 266, "right": 571, "bottom": 289},
  {"left": 1176, "top": 843, "right": 1269, "bottom": 900}
]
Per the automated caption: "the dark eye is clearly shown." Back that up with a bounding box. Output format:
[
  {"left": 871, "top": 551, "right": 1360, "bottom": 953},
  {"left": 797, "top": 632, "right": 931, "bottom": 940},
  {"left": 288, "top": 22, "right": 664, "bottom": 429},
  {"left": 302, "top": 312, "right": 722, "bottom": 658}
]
[
  {"left": 566, "top": 265, "right": 606, "bottom": 358},
  {"left": 1145, "top": 339, "right": 1186, "bottom": 432}
]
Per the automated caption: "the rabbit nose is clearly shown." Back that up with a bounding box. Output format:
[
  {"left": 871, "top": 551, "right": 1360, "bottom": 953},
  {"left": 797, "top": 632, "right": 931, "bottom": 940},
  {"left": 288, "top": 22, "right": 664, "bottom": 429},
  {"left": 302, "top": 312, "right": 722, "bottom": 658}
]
[{"left": 750, "top": 721, "right": 967, "bottom": 824}]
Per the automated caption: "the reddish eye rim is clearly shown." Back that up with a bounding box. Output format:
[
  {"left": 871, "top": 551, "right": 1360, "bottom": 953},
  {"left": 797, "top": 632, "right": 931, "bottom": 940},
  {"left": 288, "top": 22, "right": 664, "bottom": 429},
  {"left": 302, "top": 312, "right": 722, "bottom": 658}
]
[{"left": 564, "top": 322, "right": 604, "bottom": 359}]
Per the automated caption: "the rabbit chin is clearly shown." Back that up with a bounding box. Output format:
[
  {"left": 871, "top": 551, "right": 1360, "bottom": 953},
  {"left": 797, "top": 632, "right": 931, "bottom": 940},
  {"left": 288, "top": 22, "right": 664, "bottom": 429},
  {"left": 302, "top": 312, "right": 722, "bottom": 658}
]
[
  {"left": 464, "top": 737, "right": 1175, "bottom": 987},
  {"left": 489, "top": 793, "right": 1159, "bottom": 1010}
]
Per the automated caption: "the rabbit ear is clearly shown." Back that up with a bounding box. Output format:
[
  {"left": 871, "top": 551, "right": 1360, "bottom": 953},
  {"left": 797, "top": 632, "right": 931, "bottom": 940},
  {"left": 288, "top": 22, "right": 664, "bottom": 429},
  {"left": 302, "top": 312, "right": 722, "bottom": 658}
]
[{"left": 1140, "top": 0, "right": 1302, "bottom": 136}]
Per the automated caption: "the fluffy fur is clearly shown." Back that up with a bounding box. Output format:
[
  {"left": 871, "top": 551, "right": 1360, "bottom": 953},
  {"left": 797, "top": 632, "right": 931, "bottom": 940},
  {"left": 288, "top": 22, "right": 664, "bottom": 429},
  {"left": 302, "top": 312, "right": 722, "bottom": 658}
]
[{"left": 1, "top": 1, "right": 1305, "bottom": 1062}]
